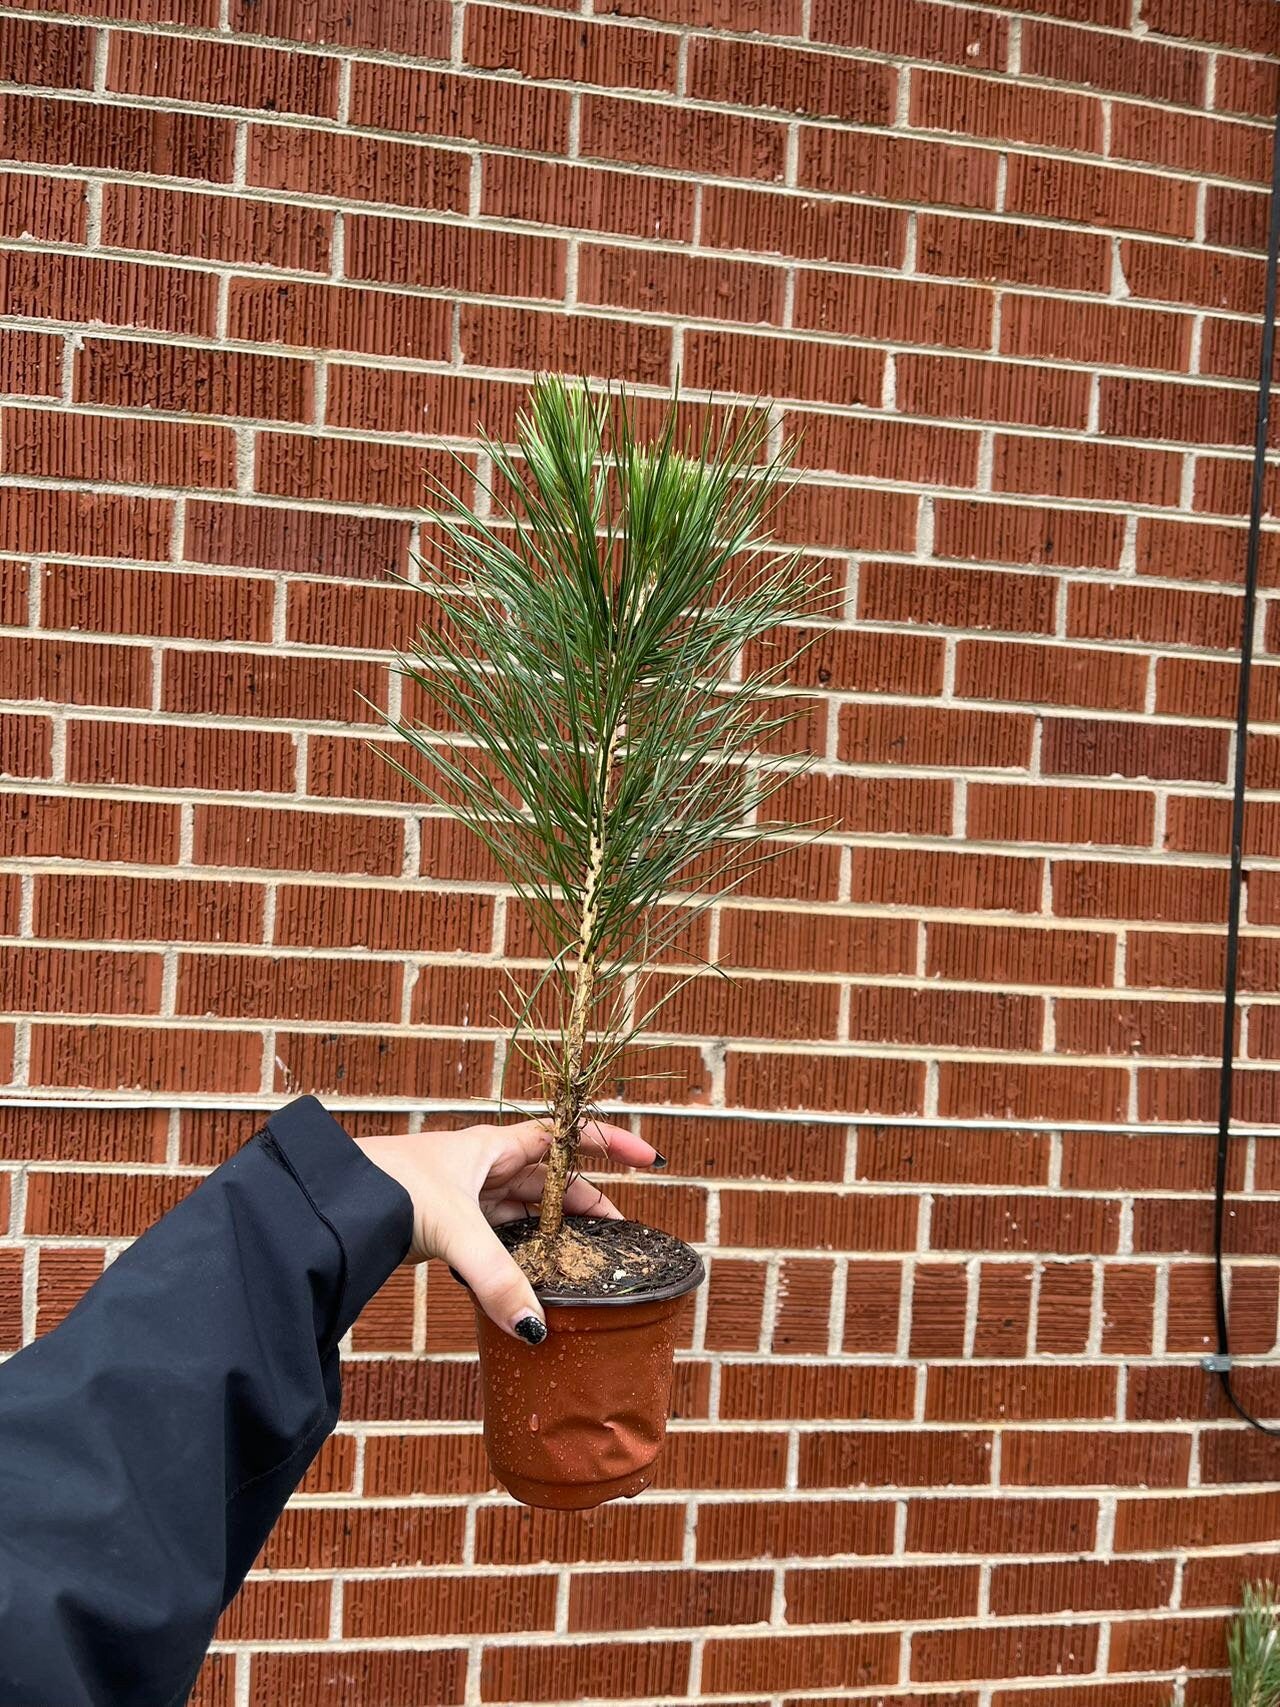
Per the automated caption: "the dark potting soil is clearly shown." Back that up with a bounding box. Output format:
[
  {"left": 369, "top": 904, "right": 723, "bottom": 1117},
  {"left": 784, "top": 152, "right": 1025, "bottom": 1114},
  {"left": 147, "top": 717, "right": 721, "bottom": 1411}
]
[{"left": 495, "top": 1214, "right": 703, "bottom": 1301}]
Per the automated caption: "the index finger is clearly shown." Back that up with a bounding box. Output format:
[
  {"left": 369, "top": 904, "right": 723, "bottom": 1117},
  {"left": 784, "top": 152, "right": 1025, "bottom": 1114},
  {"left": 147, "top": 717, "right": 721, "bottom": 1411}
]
[{"left": 501, "top": 1116, "right": 658, "bottom": 1170}]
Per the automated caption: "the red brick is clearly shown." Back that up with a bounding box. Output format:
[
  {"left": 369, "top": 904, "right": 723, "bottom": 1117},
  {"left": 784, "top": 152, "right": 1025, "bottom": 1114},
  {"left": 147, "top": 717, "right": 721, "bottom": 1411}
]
[
  {"left": 68, "top": 721, "right": 295, "bottom": 794},
  {"left": 353, "top": 65, "right": 569, "bottom": 153},
  {"left": 77, "top": 338, "right": 312, "bottom": 422},
  {"left": 0, "top": 328, "right": 62, "bottom": 396},
  {"left": 344, "top": 213, "right": 563, "bottom": 305},
  {"left": 920, "top": 214, "right": 1109, "bottom": 292},
  {"left": 1043, "top": 719, "right": 1228, "bottom": 784},
  {"left": 215, "top": 1577, "right": 330, "bottom": 1642},
  {"left": 477, "top": 1501, "right": 685, "bottom": 1564},
  {"left": 482, "top": 1640, "right": 690, "bottom": 1702},
  {"left": 926, "top": 1364, "right": 1118, "bottom": 1422},
  {"left": 0, "top": 170, "right": 85, "bottom": 243},
  {"left": 1214, "top": 52, "right": 1279, "bottom": 118},
  {"left": 0, "top": 18, "right": 93, "bottom": 89},
  {"left": 102, "top": 184, "right": 331, "bottom": 272},
  {"left": 346, "top": 1570, "right": 555, "bottom": 1638},
  {"left": 2, "top": 488, "right": 173, "bottom": 559},
  {"left": 770, "top": 1256, "right": 832, "bottom": 1353},
  {"left": 481, "top": 153, "right": 695, "bottom": 241},
  {"left": 2, "top": 635, "right": 150, "bottom": 709},
  {"left": 934, "top": 499, "right": 1125, "bottom": 569},
  {"left": 0, "top": 713, "right": 51, "bottom": 780},
  {"left": 696, "top": 1497, "right": 896, "bottom": 1561},
  {"left": 654, "top": 1430, "right": 790, "bottom": 1491},
  {"left": 3, "top": 407, "right": 235, "bottom": 491},
  {"left": 1036, "top": 1262, "right": 1094, "bottom": 1354},
  {"left": 1101, "top": 375, "right": 1257, "bottom": 450},
  {"left": 859, "top": 1126, "right": 1048, "bottom": 1189},
  {"left": 858, "top": 561, "right": 1054, "bottom": 634},
  {"left": 571, "top": 1566, "right": 770, "bottom": 1632},
  {"left": 0, "top": 92, "right": 233, "bottom": 180},
  {"left": 229, "top": 0, "right": 450, "bottom": 53},
  {"left": 705, "top": 1257, "right": 766, "bottom": 1351},
  {"left": 996, "top": 436, "right": 1181, "bottom": 508},
  {"left": 939, "top": 1060, "right": 1128, "bottom": 1123},
  {"left": 600, "top": 0, "right": 798, "bottom": 21},
  {"left": 721, "top": 1362, "right": 915, "bottom": 1422},
  {"left": 913, "top": 68, "right": 1102, "bottom": 151},
  {"left": 932, "top": 1192, "right": 1118, "bottom": 1255},
  {"left": 1138, "top": 516, "right": 1276, "bottom": 586},
  {"left": 0, "top": 792, "right": 178, "bottom": 863},
  {"left": 460, "top": 303, "right": 670, "bottom": 387},
  {"left": 852, "top": 847, "right": 1042, "bottom": 912},
  {"left": 726, "top": 1049, "right": 924, "bottom": 1115},
  {"left": 767, "top": 479, "right": 917, "bottom": 553},
  {"left": 840, "top": 704, "right": 1033, "bottom": 770},
  {"left": 1003, "top": 1427, "right": 1189, "bottom": 1488},
  {"left": 720, "top": 1189, "right": 917, "bottom": 1252},
  {"left": 1056, "top": 996, "right": 1219, "bottom": 1059},
  {"left": 228, "top": 278, "right": 452, "bottom": 364},
  {"left": 28, "top": 1023, "right": 262, "bottom": 1095},
  {"left": 909, "top": 1261, "right": 966, "bottom": 1357},
  {"left": 580, "top": 91, "right": 783, "bottom": 179},
  {"left": 1122, "top": 237, "right": 1264, "bottom": 314},
  {"left": 906, "top": 1496, "right": 1097, "bottom": 1556},
  {"left": 1112, "top": 104, "right": 1269, "bottom": 186},
  {"left": 842, "top": 1260, "right": 904, "bottom": 1353},
  {"left": 177, "top": 951, "right": 398, "bottom": 1024},
  {"left": 1004, "top": 153, "right": 1196, "bottom": 240},
  {"left": 811, "top": 0, "right": 1006, "bottom": 65},
  {"left": 1115, "top": 1489, "right": 1280, "bottom": 1552},
  {"left": 272, "top": 1031, "right": 490, "bottom": 1100},
  {"left": 691, "top": 36, "right": 893, "bottom": 122},
  {"left": 1061, "top": 1130, "right": 1239, "bottom": 1193},
  {"left": 251, "top": 1650, "right": 464, "bottom": 1707},
  {"left": 35, "top": 1245, "right": 105, "bottom": 1334},
  {"left": 794, "top": 269, "right": 990, "bottom": 349},
  {"left": 580, "top": 244, "right": 782, "bottom": 325},
  {"left": 42, "top": 564, "right": 273, "bottom": 644},
  {"left": 188, "top": 1656, "right": 234, "bottom": 1707},
  {"left": 194, "top": 804, "right": 402, "bottom": 876},
  {"left": 800, "top": 127, "right": 998, "bottom": 211},
  {"left": 36, "top": 873, "right": 262, "bottom": 945},
  {"left": 788, "top": 410, "right": 977, "bottom": 487},
  {"left": 107, "top": 31, "right": 337, "bottom": 115},
  {"left": 1000, "top": 294, "right": 1192, "bottom": 371},
  {"left": 467, "top": 4, "right": 675, "bottom": 90},
  {"left": 913, "top": 1622, "right": 1098, "bottom": 1684},
  {"left": 1, "top": 250, "right": 217, "bottom": 335},
  {"left": 973, "top": 1262, "right": 1032, "bottom": 1356},
  {"left": 719, "top": 908, "right": 914, "bottom": 978},
  {"left": 1142, "top": 0, "right": 1280, "bottom": 51},
  {"left": 970, "top": 783, "right": 1154, "bottom": 848},
  {"left": 273, "top": 884, "right": 490, "bottom": 954},
  {"left": 703, "top": 1634, "right": 898, "bottom": 1696},
  {"left": 0, "top": 942, "right": 160, "bottom": 1017},
  {"left": 958, "top": 640, "right": 1149, "bottom": 712},
  {"left": 797, "top": 1429, "right": 992, "bottom": 1490},
  {"left": 363, "top": 1432, "right": 491, "bottom": 1497},
  {"left": 247, "top": 124, "right": 468, "bottom": 213},
  {"left": 186, "top": 500, "right": 409, "bottom": 579},
  {"left": 1026, "top": 18, "right": 1204, "bottom": 100},
  {"left": 897, "top": 354, "right": 1091, "bottom": 430}
]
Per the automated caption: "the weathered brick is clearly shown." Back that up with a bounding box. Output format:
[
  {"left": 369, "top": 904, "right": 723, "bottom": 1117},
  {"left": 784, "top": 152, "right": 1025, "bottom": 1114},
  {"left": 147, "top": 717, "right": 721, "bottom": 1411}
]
[
  {"left": 229, "top": 0, "right": 450, "bottom": 53},
  {"left": 77, "top": 338, "right": 312, "bottom": 422},
  {"left": 42, "top": 564, "right": 273, "bottom": 643},
  {"left": 800, "top": 127, "right": 998, "bottom": 211},
  {"left": 247, "top": 124, "right": 468, "bottom": 213},
  {"left": 580, "top": 244, "right": 783, "bottom": 324},
  {"left": 1005, "top": 153, "right": 1196, "bottom": 239},
  {"left": 0, "top": 251, "right": 216, "bottom": 335},
  {"left": 0, "top": 18, "right": 93, "bottom": 90},
  {"left": 580, "top": 91, "right": 784, "bottom": 179},
  {"left": 913, "top": 69, "right": 1102, "bottom": 151},
  {"left": 0, "top": 92, "right": 233, "bottom": 181},
  {"left": 811, "top": 0, "right": 1006, "bottom": 65},
  {"left": 107, "top": 30, "right": 338, "bottom": 116},
  {"left": 0, "top": 488, "right": 163, "bottom": 560},
  {"left": 794, "top": 269, "right": 991, "bottom": 349},
  {"left": 956, "top": 641, "right": 1149, "bottom": 712},
  {"left": 481, "top": 153, "right": 695, "bottom": 241},
  {"left": 185, "top": 501, "right": 409, "bottom": 579},
  {"left": 67, "top": 720, "right": 296, "bottom": 794},
  {"left": 3, "top": 406, "right": 236, "bottom": 491},
  {"left": 102, "top": 184, "right": 332, "bottom": 272}
]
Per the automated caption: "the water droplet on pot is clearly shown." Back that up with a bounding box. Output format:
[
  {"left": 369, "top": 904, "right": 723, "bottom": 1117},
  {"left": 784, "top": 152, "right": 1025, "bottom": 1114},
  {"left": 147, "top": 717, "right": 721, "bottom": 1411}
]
[{"left": 529, "top": 1412, "right": 539, "bottom": 1432}]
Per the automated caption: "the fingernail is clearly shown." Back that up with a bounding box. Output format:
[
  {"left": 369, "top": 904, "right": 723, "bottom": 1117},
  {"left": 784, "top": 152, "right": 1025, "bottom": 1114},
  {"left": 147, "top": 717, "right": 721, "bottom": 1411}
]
[
  {"left": 514, "top": 1314, "right": 547, "bottom": 1345},
  {"left": 651, "top": 1150, "right": 668, "bottom": 1170}
]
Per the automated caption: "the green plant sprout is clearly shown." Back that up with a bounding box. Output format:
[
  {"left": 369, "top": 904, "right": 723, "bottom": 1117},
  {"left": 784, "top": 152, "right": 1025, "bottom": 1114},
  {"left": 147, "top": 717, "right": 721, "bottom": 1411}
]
[
  {"left": 375, "top": 374, "right": 825, "bottom": 1282},
  {"left": 1229, "top": 1582, "right": 1280, "bottom": 1707}
]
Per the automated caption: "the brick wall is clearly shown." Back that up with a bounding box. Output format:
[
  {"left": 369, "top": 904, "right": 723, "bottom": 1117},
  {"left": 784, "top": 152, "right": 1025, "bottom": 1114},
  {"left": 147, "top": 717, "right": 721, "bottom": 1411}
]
[{"left": 3, "top": 0, "right": 1280, "bottom": 1701}]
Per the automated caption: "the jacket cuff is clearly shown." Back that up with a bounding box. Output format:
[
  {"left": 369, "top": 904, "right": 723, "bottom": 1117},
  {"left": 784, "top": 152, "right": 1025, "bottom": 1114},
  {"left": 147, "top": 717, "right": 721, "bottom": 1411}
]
[{"left": 262, "top": 1095, "right": 414, "bottom": 1348}]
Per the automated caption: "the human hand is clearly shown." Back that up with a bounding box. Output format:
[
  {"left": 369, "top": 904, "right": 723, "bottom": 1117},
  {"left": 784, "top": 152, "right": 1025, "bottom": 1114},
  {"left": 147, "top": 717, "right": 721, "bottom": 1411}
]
[{"left": 353, "top": 1117, "right": 661, "bottom": 1344}]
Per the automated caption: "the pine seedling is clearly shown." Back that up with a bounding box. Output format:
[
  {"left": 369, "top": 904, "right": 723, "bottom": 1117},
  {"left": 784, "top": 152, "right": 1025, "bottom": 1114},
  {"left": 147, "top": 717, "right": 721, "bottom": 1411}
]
[
  {"left": 377, "top": 374, "right": 825, "bottom": 1281},
  {"left": 1229, "top": 1582, "right": 1280, "bottom": 1707}
]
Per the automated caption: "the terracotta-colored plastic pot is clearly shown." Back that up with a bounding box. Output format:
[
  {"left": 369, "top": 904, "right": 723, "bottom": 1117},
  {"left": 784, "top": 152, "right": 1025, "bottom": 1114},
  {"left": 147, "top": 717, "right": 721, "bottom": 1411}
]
[{"left": 471, "top": 1238, "right": 705, "bottom": 1510}]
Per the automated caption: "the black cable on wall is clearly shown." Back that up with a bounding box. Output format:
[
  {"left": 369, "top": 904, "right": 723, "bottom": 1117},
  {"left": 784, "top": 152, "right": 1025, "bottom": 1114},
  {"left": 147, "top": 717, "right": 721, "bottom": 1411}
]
[{"left": 1204, "top": 89, "right": 1280, "bottom": 1437}]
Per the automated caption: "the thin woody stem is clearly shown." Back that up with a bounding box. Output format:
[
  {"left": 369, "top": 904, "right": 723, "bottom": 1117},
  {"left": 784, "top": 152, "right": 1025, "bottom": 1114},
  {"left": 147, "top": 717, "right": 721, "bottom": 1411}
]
[{"left": 536, "top": 710, "right": 623, "bottom": 1249}]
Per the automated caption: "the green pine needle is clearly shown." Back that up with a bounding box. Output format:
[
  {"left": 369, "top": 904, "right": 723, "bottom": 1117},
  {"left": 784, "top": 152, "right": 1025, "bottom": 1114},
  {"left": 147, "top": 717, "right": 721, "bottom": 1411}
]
[{"left": 375, "top": 372, "right": 828, "bottom": 1116}]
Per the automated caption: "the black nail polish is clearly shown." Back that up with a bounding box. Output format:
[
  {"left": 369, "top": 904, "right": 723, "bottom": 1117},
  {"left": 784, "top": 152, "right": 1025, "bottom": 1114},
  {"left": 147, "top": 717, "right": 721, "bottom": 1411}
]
[
  {"left": 514, "top": 1315, "right": 547, "bottom": 1345},
  {"left": 651, "top": 1150, "right": 668, "bottom": 1170}
]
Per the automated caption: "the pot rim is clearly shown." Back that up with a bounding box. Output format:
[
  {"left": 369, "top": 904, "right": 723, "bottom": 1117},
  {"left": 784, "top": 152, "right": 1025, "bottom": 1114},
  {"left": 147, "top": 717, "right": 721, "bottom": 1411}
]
[{"left": 455, "top": 1215, "right": 707, "bottom": 1309}]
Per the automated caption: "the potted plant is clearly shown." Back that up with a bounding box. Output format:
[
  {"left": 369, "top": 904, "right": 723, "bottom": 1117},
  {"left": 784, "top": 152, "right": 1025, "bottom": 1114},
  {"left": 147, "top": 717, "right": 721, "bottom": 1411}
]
[{"left": 377, "top": 374, "right": 820, "bottom": 1508}]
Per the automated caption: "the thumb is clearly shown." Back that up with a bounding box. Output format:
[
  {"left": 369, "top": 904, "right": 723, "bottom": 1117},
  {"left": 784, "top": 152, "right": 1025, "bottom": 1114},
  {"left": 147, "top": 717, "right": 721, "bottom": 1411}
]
[{"left": 444, "top": 1201, "right": 547, "bottom": 1345}]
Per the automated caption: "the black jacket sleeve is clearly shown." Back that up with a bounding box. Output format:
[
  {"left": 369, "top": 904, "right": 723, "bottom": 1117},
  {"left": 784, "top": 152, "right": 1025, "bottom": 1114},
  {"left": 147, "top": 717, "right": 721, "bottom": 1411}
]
[{"left": 0, "top": 1095, "right": 413, "bottom": 1707}]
